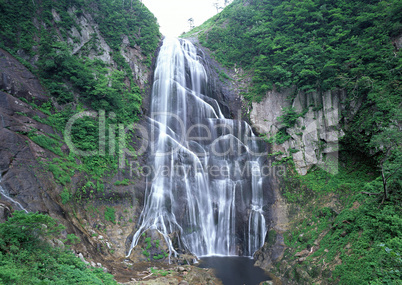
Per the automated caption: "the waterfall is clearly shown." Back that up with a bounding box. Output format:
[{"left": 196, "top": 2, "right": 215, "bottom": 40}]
[
  {"left": 128, "top": 38, "right": 267, "bottom": 258},
  {"left": 0, "top": 173, "right": 28, "bottom": 213}
]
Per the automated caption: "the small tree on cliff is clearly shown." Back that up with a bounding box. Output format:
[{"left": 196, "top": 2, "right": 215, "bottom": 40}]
[
  {"left": 369, "top": 116, "right": 402, "bottom": 202},
  {"left": 188, "top": 18, "right": 194, "bottom": 30},
  {"left": 213, "top": 2, "right": 222, "bottom": 13}
]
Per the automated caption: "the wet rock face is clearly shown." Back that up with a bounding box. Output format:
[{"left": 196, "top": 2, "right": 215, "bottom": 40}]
[
  {"left": 0, "top": 48, "right": 59, "bottom": 214},
  {"left": 0, "top": 43, "right": 152, "bottom": 267},
  {"left": 0, "top": 53, "right": 59, "bottom": 213},
  {"left": 0, "top": 201, "right": 12, "bottom": 223},
  {"left": 187, "top": 38, "right": 243, "bottom": 121},
  {"left": 0, "top": 49, "right": 48, "bottom": 104},
  {"left": 0, "top": 91, "right": 59, "bottom": 212}
]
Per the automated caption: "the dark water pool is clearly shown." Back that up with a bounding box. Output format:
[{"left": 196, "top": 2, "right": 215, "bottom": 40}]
[{"left": 197, "top": 256, "right": 271, "bottom": 285}]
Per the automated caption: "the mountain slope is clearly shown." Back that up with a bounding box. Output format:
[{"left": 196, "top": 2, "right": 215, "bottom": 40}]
[
  {"left": 0, "top": 0, "right": 161, "bottom": 280},
  {"left": 185, "top": 0, "right": 402, "bottom": 284}
]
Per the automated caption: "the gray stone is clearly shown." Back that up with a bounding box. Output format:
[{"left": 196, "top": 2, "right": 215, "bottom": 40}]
[
  {"left": 394, "top": 34, "right": 402, "bottom": 49},
  {"left": 298, "top": 257, "right": 306, "bottom": 263},
  {"left": 78, "top": 253, "right": 89, "bottom": 265},
  {"left": 53, "top": 239, "right": 65, "bottom": 250},
  {"left": 177, "top": 266, "right": 186, "bottom": 272},
  {"left": 0, "top": 202, "right": 11, "bottom": 223},
  {"left": 295, "top": 249, "right": 309, "bottom": 257},
  {"left": 250, "top": 88, "right": 348, "bottom": 175}
]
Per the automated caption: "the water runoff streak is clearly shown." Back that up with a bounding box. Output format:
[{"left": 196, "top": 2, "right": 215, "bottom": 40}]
[
  {"left": 128, "top": 38, "right": 266, "bottom": 258},
  {"left": 0, "top": 173, "right": 28, "bottom": 213}
]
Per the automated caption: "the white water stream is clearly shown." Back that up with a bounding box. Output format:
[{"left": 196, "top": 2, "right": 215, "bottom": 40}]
[
  {"left": 0, "top": 173, "right": 28, "bottom": 213},
  {"left": 128, "top": 38, "right": 266, "bottom": 258}
]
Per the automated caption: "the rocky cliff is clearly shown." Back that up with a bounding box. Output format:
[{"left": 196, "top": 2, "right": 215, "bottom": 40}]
[
  {"left": 250, "top": 88, "right": 352, "bottom": 176},
  {"left": 0, "top": 0, "right": 160, "bottom": 280}
]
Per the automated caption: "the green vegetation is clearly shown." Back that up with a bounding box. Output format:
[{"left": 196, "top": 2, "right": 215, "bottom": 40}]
[
  {"left": 266, "top": 130, "right": 291, "bottom": 145},
  {"left": 38, "top": 46, "right": 144, "bottom": 122},
  {"left": 140, "top": 235, "right": 168, "bottom": 260},
  {"left": 64, "top": 233, "right": 81, "bottom": 245},
  {"left": 114, "top": 179, "right": 130, "bottom": 186},
  {"left": 273, "top": 149, "right": 402, "bottom": 284},
  {"left": 95, "top": 0, "right": 159, "bottom": 60},
  {"left": 142, "top": 249, "right": 150, "bottom": 257},
  {"left": 145, "top": 237, "right": 152, "bottom": 249},
  {"left": 0, "top": 0, "right": 159, "bottom": 64},
  {"left": 191, "top": 9, "right": 401, "bottom": 284},
  {"left": 192, "top": 0, "right": 401, "bottom": 160},
  {"left": 28, "top": 132, "right": 64, "bottom": 156},
  {"left": 264, "top": 106, "right": 309, "bottom": 144},
  {"left": 0, "top": 211, "right": 116, "bottom": 284},
  {"left": 0, "top": 0, "right": 159, "bottom": 136},
  {"left": 104, "top": 207, "right": 116, "bottom": 224},
  {"left": 0, "top": 0, "right": 160, "bottom": 208},
  {"left": 60, "top": 187, "right": 72, "bottom": 204},
  {"left": 283, "top": 197, "right": 402, "bottom": 283},
  {"left": 195, "top": 0, "right": 401, "bottom": 100},
  {"left": 149, "top": 267, "right": 172, "bottom": 277}
]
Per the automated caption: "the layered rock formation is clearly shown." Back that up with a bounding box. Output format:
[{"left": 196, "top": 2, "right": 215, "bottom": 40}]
[
  {"left": 250, "top": 89, "right": 347, "bottom": 175},
  {"left": 0, "top": 0, "right": 157, "bottom": 272}
]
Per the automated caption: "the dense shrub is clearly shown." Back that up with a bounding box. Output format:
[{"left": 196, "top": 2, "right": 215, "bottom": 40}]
[{"left": 0, "top": 211, "right": 117, "bottom": 284}]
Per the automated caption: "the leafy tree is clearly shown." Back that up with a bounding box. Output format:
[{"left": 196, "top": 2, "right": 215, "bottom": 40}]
[{"left": 369, "top": 115, "right": 402, "bottom": 202}]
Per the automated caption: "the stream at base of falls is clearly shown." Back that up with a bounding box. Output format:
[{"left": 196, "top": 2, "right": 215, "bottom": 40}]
[{"left": 198, "top": 256, "right": 271, "bottom": 285}]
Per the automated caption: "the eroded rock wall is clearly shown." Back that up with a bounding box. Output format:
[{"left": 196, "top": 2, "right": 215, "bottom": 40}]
[
  {"left": 0, "top": 2, "right": 158, "bottom": 271},
  {"left": 250, "top": 89, "right": 349, "bottom": 175},
  {"left": 0, "top": 43, "right": 154, "bottom": 264}
]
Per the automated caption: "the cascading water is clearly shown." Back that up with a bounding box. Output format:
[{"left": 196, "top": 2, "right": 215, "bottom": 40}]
[
  {"left": 128, "top": 38, "right": 267, "bottom": 258},
  {"left": 0, "top": 173, "right": 28, "bottom": 213}
]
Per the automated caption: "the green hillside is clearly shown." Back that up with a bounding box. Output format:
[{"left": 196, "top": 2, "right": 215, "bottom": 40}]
[
  {"left": 0, "top": 0, "right": 159, "bottom": 122},
  {"left": 186, "top": 0, "right": 402, "bottom": 283},
  {"left": 189, "top": 0, "right": 401, "bottom": 150},
  {"left": 0, "top": 0, "right": 160, "bottom": 193},
  {"left": 0, "top": 0, "right": 160, "bottom": 283}
]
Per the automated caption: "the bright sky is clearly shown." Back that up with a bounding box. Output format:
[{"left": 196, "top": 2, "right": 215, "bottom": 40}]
[{"left": 142, "top": 0, "right": 220, "bottom": 37}]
